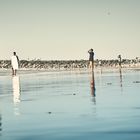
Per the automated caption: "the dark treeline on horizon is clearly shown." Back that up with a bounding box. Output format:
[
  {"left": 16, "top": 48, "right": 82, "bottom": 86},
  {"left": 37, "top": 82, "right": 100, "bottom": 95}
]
[{"left": 0, "top": 59, "right": 139, "bottom": 69}]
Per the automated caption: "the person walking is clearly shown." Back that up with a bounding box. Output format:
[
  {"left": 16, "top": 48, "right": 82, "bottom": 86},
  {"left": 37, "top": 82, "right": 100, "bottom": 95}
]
[{"left": 11, "top": 52, "right": 20, "bottom": 76}]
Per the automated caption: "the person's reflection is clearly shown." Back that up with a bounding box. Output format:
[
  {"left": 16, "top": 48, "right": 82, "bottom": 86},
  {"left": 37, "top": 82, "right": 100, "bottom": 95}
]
[
  {"left": 12, "top": 76, "right": 21, "bottom": 115},
  {"left": 90, "top": 70, "right": 96, "bottom": 104},
  {"left": 0, "top": 114, "right": 2, "bottom": 134},
  {"left": 90, "top": 80, "right": 96, "bottom": 96},
  {"left": 12, "top": 76, "right": 20, "bottom": 103},
  {"left": 119, "top": 68, "right": 122, "bottom": 86},
  {"left": 91, "top": 94, "right": 96, "bottom": 105},
  {"left": 119, "top": 68, "right": 123, "bottom": 92},
  {"left": 90, "top": 85, "right": 96, "bottom": 104}
]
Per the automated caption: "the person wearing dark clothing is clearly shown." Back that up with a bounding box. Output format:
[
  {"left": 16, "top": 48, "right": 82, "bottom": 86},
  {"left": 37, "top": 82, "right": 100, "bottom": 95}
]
[
  {"left": 88, "top": 49, "right": 94, "bottom": 61},
  {"left": 88, "top": 49, "right": 94, "bottom": 69}
]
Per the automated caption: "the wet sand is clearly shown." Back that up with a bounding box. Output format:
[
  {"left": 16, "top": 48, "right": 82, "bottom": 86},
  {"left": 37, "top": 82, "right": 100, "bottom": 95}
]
[{"left": 0, "top": 68, "right": 140, "bottom": 140}]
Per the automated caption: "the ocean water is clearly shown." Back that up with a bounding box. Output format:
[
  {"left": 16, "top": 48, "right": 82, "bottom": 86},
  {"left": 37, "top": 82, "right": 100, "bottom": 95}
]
[{"left": 0, "top": 68, "right": 140, "bottom": 140}]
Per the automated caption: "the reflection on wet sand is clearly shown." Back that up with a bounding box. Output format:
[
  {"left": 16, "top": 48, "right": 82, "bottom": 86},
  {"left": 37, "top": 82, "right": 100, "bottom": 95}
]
[
  {"left": 118, "top": 54, "right": 123, "bottom": 91},
  {"left": 119, "top": 68, "right": 123, "bottom": 88},
  {"left": 0, "top": 114, "right": 2, "bottom": 134},
  {"left": 12, "top": 76, "right": 21, "bottom": 115},
  {"left": 91, "top": 95, "right": 96, "bottom": 105},
  {"left": 89, "top": 66, "right": 96, "bottom": 105},
  {"left": 90, "top": 69, "right": 96, "bottom": 97},
  {"left": 90, "top": 82, "right": 96, "bottom": 104},
  {"left": 119, "top": 68, "right": 123, "bottom": 94},
  {"left": 12, "top": 76, "right": 21, "bottom": 103}
]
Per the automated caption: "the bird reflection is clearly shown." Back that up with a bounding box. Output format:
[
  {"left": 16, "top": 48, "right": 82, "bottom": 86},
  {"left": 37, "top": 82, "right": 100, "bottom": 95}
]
[{"left": 12, "top": 76, "right": 20, "bottom": 103}]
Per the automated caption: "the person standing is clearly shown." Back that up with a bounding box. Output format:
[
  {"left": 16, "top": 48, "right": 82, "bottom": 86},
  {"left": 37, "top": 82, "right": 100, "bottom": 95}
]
[
  {"left": 88, "top": 49, "right": 94, "bottom": 70},
  {"left": 88, "top": 49, "right": 95, "bottom": 98},
  {"left": 11, "top": 52, "right": 20, "bottom": 76}
]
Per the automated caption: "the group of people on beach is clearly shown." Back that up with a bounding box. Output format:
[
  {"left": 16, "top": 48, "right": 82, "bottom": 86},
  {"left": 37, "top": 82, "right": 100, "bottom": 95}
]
[{"left": 11, "top": 49, "right": 94, "bottom": 76}]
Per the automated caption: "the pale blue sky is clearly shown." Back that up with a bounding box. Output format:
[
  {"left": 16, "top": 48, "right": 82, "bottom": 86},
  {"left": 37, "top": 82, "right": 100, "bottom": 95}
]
[{"left": 0, "top": 0, "right": 140, "bottom": 60}]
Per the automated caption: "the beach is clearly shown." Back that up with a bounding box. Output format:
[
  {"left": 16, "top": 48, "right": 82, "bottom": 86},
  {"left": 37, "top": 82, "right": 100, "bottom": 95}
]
[
  {"left": 1, "top": 0, "right": 140, "bottom": 139},
  {"left": 0, "top": 68, "right": 140, "bottom": 140}
]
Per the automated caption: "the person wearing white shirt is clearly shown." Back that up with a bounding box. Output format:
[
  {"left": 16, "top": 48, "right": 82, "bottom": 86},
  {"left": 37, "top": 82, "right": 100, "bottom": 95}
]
[{"left": 11, "top": 52, "right": 20, "bottom": 76}]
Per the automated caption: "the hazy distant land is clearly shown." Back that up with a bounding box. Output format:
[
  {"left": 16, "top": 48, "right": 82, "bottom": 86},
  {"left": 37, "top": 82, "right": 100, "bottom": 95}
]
[{"left": 0, "top": 59, "right": 139, "bottom": 70}]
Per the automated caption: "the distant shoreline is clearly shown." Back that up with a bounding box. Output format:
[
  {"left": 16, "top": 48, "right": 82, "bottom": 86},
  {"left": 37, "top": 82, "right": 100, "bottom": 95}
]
[{"left": 0, "top": 59, "right": 139, "bottom": 70}]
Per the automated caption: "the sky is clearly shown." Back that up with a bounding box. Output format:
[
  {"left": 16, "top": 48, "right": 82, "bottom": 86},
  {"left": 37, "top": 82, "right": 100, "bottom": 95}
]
[{"left": 0, "top": 0, "right": 140, "bottom": 60}]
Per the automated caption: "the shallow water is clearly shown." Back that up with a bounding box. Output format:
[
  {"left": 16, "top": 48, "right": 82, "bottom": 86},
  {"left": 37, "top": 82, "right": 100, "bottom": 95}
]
[{"left": 0, "top": 68, "right": 140, "bottom": 140}]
